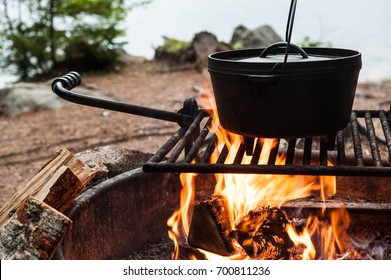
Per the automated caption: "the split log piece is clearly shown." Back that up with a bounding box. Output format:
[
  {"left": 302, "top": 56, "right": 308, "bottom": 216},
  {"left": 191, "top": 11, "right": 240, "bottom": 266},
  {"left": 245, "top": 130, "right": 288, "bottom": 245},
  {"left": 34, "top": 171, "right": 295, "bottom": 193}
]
[
  {"left": 0, "top": 197, "right": 71, "bottom": 260},
  {"left": 0, "top": 148, "right": 95, "bottom": 226},
  {"left": 34, "top": 165, "right": 85, "bottom": 213}
]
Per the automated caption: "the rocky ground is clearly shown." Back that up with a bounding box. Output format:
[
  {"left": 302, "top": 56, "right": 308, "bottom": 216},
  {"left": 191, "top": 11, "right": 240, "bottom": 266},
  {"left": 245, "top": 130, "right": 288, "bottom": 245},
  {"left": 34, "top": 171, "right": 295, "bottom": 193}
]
[{"left": 0, "top": 59, "right": 390, "bottom": 208}]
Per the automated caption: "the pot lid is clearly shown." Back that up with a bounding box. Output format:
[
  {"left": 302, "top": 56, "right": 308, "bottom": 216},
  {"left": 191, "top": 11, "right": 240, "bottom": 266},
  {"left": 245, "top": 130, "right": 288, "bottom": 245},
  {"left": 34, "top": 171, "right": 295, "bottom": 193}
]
[
  {"left": 208, "top": 43, "right": 362, "bottom": 76},
  {"left": 240, "top": 54, "right": 332, "bottom": 63}
]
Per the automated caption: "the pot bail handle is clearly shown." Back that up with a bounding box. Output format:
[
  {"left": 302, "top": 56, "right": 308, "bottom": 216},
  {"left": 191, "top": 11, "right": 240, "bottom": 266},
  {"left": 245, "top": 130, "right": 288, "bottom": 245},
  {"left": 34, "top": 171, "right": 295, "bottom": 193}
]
[
  {"left": 281, "top": 0, "right": 298, "bottom": 76},
  {"left": 260, "top": 0, "right": 303, "bottom": 78},
  {"left": 259, "top": 42, "right": 308, "bottom": 59}
]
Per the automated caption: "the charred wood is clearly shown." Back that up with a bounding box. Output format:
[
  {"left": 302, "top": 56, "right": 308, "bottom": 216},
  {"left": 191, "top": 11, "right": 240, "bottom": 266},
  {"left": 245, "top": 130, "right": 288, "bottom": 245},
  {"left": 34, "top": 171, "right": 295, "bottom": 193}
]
[
  {"left": 188, "top": 196, "right": 234, "bottom": 256},
  {"left": 230, "top": 207, "right": 294, "bottom": 259},
  {"left": 188, "top": 196, "right": 300, "bottom": 259}
]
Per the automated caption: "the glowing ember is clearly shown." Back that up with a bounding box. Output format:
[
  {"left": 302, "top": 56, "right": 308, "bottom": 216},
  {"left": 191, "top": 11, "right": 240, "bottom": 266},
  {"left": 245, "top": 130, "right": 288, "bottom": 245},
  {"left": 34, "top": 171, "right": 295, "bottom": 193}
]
[{"left": 167, "top": 85, "right": 361, "bottom": 260}]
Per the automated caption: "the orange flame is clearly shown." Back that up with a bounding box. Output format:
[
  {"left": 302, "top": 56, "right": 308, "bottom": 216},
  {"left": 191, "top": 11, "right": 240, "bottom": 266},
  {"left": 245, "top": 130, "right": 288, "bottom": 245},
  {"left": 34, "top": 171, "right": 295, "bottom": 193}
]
[
  {"left": 287, "top": 208, "right": 351, "bottom": 259},
  {"left": 167, "top": 84, "right": 353, "bottom": 260},
  {"left": 167, "top": 172, "right": 196, "bottom": 259}
]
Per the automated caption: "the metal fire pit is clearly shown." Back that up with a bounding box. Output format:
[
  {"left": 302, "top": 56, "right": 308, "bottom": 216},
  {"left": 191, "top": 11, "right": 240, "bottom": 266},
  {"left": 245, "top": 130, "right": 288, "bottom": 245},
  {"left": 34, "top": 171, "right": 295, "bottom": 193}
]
[
  {"left": 52, "top": 168, "right": 391, "bottom": 260},
  {"left": 52, "top": 168, "right": 181, "bottom": 260},
  {"left": 52, "top": 168, "right": 215, "bottom": 260}
]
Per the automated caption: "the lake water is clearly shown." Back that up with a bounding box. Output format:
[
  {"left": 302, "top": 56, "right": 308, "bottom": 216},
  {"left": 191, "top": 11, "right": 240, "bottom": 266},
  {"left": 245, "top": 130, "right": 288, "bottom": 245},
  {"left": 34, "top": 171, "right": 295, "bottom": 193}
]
[
  {"left": 1, "top": 0, "right": 391, "bottom": 87},
  {"left": 124, "top": 0, "right": 391, "bottom": 82}
]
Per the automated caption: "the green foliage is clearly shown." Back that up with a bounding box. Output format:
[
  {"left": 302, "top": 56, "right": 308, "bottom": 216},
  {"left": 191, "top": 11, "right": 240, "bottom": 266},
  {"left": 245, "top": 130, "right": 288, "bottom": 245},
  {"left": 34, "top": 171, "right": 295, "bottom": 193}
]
[
  {"left": 231, "top": 42, "right": 244, "bottom": 50},
  {"left": 381, "top": 78, "right": 391, "bottom": 85},
  {"left": 297, "top": 36, "right": 332, "bottom": 48},
  {"left": 158, "top": 36, "right": 191, "bottom": 53},
  {"left": 0, "top": 0, "right": 150, "bottom": 81}
]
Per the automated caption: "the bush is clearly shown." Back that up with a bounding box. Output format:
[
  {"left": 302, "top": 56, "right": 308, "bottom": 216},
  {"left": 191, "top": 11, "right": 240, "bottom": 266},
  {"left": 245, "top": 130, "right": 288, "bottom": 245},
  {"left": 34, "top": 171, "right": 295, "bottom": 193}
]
[
  {"left": 0, "top": 0, "right": 150, "bottom": 81},
  {"left": 297, "top": 36, "right": 332, "bottom": 48}
]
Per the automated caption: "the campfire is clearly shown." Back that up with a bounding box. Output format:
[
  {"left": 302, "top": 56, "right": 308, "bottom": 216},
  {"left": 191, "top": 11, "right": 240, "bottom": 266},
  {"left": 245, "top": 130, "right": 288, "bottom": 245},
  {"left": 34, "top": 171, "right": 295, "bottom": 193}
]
[
  {"left": 166, "top": 87, "right": 390, "bottom": 260},
  {"left": 7, "top": 0, "right": 385, "bottom": 261},
  {"left": 44, "top": 63, "right": 390, "bottom": 261}
]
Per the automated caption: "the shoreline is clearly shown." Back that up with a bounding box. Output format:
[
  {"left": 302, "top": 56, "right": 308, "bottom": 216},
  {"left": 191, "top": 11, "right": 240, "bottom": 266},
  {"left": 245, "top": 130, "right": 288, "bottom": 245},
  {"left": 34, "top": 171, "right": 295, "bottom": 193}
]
[{"left": 1, "top": 55, "right": 390, "bottom": 89}]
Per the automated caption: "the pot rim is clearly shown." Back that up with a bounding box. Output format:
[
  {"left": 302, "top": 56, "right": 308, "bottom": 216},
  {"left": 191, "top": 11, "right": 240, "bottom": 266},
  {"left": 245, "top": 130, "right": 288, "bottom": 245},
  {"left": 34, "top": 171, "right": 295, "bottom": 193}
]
[{"left": 208, "top": 47, "right": 362, "bottom": 75}]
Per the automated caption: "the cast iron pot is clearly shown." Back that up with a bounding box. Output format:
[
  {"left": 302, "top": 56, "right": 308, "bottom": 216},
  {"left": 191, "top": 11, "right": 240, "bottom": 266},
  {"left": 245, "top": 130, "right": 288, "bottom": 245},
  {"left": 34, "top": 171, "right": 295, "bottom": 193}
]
[{"left": 208, "top": 42, "right": 362, "bottom": 139}]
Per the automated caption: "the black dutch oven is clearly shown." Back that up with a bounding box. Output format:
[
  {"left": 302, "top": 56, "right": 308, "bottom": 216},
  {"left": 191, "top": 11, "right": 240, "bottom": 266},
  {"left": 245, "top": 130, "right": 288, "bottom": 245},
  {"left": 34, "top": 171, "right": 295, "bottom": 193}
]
[{"left": 208, "top": 42, "right": 362, "bottom": 139}]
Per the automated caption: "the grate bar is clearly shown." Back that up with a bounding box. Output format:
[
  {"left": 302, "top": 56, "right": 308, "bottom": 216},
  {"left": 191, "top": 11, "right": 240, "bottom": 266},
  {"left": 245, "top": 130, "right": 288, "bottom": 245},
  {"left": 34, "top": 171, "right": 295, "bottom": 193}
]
[
  {"left": 233, "top": 144, "right": 246, "bottom": 164},
  {"left": 319, "top": 137, "right": 329, "bottom": 166},
  {"left": 364, "top": 111, "right": 382, "bottom": 167},
  {"left": 144, "top": 109, "right": 391, "bottom": 177},
  {"left": 379, "top": 111, "right": 391, "bottom": 162},
  {"left": 250, "top": 141, "right": 263, "bottom": 165},
  {"left": 303, "top": 138, "right": 312, "bottom": 165},
  {"left": 336, "top": 131, "right": 346, "bottom": 165},
  {"left": 267, "top": 139, "right": 280, "bottom": 165},
  {"left": 285, "top": 139, "right": 297, "bottom": 165},
  {"left": 350, "top": 112, "right": 365, "bottom": 166},
  {"left": 146, "top": 126, "right": 188, "bottom": 163},
  {"left": 184, "top": 118, "right": 213, "bottom": 163},
  {"left": 216, "top": 144, "right": 229, "bottom": 164},
  {"left": 143, "top": 162, "right": 391, "bottom": 177},
  {"left": 199, "top": 134, "right": 217, "bottom": 163},
  {"left": 166, "top": 110, "right": 206, "bottom": 163}
]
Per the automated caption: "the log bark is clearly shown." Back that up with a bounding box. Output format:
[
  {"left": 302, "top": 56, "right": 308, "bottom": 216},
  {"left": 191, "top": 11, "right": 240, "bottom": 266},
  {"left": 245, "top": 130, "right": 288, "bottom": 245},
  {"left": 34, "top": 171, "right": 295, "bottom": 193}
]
[
  {"left": 0, "top": 197, "right": 71, "bottom": 260},
  {"left": 0, "top": 148, "right": 94, "bottom": 259},
  {"left": 0, "top": 148, "right": 95, "bottom": 226}
]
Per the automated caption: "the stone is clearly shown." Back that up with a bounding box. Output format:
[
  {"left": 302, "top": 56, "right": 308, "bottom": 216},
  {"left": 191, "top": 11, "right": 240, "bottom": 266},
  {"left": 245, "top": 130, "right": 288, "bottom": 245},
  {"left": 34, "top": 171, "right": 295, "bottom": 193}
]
[
  {"left": 230, "top": 24, "right": 283, "bottom": 49},
  {"left": 0, "top": 82, "right": 63, "bottom": 116},
  {"left": 76, "top": 146, "right": 153, "bottom": 187}
]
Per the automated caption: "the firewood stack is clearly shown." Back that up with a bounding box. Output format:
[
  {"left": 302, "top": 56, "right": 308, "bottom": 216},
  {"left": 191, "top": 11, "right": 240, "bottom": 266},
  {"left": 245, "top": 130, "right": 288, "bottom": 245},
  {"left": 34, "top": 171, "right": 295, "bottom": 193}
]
[{"left": 0, "top": 148, "right": 95, "bottom": 259}]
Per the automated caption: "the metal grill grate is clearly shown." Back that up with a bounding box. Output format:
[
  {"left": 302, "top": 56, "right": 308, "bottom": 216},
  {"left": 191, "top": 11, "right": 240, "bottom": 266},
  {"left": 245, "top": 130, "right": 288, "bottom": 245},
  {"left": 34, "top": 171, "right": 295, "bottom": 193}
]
[{"left": 143, "top": 109, "right": 391, "bottom": 177}]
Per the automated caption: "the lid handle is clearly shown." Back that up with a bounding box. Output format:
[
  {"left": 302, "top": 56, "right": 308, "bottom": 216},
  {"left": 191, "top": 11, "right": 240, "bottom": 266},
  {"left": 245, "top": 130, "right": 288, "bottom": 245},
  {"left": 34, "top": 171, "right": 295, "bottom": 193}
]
[{"left": 259, "top": 42, "right": 309, "bottom": 59}]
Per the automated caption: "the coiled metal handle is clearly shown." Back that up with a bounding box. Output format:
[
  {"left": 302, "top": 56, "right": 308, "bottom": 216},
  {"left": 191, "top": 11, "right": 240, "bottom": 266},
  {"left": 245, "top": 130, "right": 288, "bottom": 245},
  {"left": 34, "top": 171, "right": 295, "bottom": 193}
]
[
  {"left": 51, "top": 71, "right": 197, "bottom": 126},
  {"left": 51, "top": 71, "right": 81, "bottom": 91}
]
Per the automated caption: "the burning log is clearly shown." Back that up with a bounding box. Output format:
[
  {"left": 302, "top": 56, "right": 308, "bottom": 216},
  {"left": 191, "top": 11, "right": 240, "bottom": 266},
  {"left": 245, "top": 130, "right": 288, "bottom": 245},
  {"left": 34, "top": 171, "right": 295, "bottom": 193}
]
[
  {"left": 0, "top": 197, "right": 71, "bottom": 259},
  {"left": 188, "top": 196, "right": 302, "bottom": 259},
  {"left": 188, "top": 196, "right": 234, "bottom": 256},
  {"left": 230, "top": 207, "right": 294, "bottom": 259}
]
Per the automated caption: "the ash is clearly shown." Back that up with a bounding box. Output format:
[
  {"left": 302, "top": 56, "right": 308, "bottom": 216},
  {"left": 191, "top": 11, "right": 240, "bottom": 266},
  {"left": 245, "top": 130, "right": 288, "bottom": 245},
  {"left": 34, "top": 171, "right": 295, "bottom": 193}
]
[
  {"left": 126, "top": 237, "right": 174, "bottom": 260},
  {"left": 125, "top": 235, "right": 391, "bottom": 260},
  {"left": 348, "top": 235, "right": 391, "bottom": 260}
]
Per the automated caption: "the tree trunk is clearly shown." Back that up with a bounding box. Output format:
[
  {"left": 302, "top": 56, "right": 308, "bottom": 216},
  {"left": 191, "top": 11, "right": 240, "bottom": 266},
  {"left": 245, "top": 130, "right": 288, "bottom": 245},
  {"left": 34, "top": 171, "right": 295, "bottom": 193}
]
[{"left": 48, "top": 0, "right": 57, "bottom": 67}]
